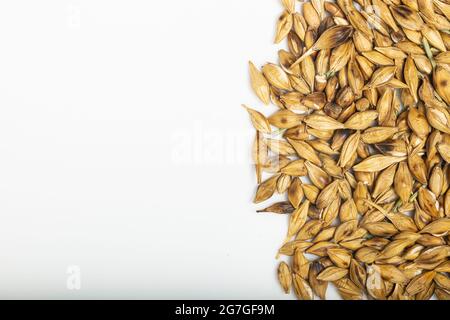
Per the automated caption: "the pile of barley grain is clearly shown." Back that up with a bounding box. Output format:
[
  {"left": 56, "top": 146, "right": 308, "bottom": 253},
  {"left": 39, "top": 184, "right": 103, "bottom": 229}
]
[{"left": 244, "top": 0, "right": 450, "bottom": 300}]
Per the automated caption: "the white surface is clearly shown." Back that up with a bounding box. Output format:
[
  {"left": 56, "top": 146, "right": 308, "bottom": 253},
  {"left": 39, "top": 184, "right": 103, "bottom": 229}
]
[{"left": 0, "top": 0, "right": 336, "bottom": 299}]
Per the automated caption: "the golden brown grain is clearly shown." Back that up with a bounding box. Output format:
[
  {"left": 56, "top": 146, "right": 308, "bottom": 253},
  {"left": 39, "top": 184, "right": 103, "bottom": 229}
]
[{"left": 244, "top": 0, "right": 450, "bottom": 301}]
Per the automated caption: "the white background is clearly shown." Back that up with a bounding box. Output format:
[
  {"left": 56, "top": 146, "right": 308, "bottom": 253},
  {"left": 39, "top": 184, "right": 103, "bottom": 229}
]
[{"left": 0, "top": 0, "right": 337, "bottom": 299}]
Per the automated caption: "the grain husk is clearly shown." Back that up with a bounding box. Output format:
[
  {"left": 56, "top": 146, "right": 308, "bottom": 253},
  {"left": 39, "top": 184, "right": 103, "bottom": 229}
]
[{"left": 244, "top": 0, "right": 450, "bottom": 301}]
